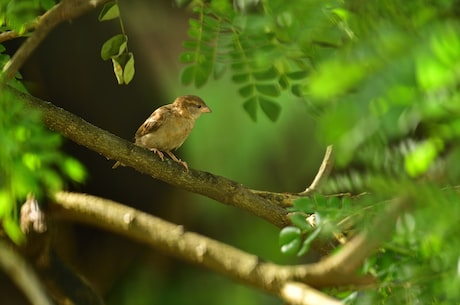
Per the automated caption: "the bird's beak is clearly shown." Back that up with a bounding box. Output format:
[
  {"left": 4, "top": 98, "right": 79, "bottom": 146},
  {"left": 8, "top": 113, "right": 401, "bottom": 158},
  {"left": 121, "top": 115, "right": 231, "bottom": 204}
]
[{"left": 201, "top": 106, "right": 212, "bottom": 113}]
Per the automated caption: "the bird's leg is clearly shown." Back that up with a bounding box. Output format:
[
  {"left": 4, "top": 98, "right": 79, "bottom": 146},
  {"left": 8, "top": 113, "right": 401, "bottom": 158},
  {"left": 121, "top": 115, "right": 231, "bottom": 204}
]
[
  {"left": 150, "top": 148, "right": 165, "bottom": 161},
  {"left": 165, "top": 151, "right": 189, "bottom": 171}
]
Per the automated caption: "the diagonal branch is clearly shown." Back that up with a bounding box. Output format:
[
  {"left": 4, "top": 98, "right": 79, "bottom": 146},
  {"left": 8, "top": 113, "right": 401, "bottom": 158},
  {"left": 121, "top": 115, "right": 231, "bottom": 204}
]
[
  {"left": 8, "top": 86, "right": 289, "bottom": 227},
  {"left": 281, "top": 282, "right": 342, "bottom": 305}
]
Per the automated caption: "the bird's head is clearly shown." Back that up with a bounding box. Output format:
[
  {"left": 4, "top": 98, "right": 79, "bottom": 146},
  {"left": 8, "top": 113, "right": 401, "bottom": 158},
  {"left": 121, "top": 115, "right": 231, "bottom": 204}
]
[{"left": 174, "top": 95, "right": 212, "bottom": 119}]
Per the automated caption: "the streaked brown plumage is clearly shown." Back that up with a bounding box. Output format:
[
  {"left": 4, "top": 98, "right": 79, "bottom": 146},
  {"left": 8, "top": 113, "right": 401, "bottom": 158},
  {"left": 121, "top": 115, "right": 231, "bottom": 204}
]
[{"left": 113, "top": 95, "right": 211, "bottom": 171}]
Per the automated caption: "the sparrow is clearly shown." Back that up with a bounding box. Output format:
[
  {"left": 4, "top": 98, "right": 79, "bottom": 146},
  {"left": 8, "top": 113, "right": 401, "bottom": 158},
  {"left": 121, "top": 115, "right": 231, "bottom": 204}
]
[{"left": 113, "top": 95, "right": 211, "bottom": 171}]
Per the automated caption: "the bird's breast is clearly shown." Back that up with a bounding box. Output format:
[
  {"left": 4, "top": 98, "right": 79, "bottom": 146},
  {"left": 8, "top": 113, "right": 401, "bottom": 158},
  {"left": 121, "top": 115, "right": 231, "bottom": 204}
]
[{"left": 135, "top": 117, "right": 194, "bottom": 151}]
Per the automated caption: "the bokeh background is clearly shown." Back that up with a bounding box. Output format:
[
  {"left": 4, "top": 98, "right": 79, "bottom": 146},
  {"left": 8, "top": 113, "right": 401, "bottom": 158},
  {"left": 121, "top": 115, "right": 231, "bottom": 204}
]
[{"left": 3, "top": 0, "right": 325, "bottom": 304}]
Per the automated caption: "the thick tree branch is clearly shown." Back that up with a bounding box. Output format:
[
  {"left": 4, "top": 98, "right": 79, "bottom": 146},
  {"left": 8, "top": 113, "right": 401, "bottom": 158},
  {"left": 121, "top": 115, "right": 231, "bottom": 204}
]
[
  {"left": 2, "top": 0, "right": 111, "bottom": 80},
  {"left": 281, "top": 282, "right": 342, "bottom": 305},
  {"left": 8, "top": 86, "right": 290, "bottom": 227},
  {"left": 50, "top": 191, "right": 374, "bottom": 304}
]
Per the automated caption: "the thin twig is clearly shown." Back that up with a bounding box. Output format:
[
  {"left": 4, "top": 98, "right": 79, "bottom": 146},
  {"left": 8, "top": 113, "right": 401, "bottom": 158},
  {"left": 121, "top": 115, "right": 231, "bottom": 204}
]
[
  {"left": 0, "top": 21, "right": 37, "bottom": 43},
  {"left": 0, "top": 30, "right": 25, "bottom": 43},
  {"left": 299, "top": 145, "right": 334, "bottom": 195},
  {"left": 251, "top": 145, "right": 334, "bottom": 207}
]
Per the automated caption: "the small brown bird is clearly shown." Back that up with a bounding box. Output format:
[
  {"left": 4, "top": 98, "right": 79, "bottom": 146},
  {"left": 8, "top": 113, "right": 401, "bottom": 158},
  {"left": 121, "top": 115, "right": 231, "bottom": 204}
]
[{"left": 113, "top": 95, "right": 211, "bottom": 171}]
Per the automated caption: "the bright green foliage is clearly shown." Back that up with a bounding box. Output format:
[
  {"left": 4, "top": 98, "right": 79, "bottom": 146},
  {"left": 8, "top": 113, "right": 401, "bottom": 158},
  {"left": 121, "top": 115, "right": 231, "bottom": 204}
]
[
  {"left": 98, "top": 1, "right": 119, "bottom": 21},
  {"left": 1, "top": 2, "right": 86, "bottom": 243},
  {"left": 0, "top": 90, "right": 86, "bottom": 243},
  {"left": 101, "top": 34, "right": 127, "bottom": 61},
  {"left": 0, "top": 0, "right": 55, "bottom": 33},
  {"left": 180, "top": 0, "right": 346, "bottom": 121},
  {"left": 181, "top": 0, "right": 460, "bottom": 183},
  {"left": 98, "top": 1, "right": 135, "bottom": 84}
]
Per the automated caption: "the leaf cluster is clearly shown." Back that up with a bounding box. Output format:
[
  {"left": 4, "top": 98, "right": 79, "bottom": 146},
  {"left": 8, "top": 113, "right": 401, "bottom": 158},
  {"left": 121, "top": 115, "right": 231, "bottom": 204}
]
[
  {"left": 0, "top": 0, "right": 54, "bottom": 33},
  {"left": 279, "top": 195, "right": 358, "bottom": 256},
  {"left": 99, "top": 1, "right": 135, "bottom": 85},
  {"left": 306, "top": 1, "right": 460, "bottom": 179},
  {"left": 180, "top": 0, "right": 347, "bottom": 121}
]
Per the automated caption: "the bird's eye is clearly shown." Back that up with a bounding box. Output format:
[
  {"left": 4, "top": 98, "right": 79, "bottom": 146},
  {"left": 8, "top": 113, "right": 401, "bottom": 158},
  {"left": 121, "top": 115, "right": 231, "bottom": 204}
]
[{"left": 197, "top": 104, "right": 202, "bottom": 108}]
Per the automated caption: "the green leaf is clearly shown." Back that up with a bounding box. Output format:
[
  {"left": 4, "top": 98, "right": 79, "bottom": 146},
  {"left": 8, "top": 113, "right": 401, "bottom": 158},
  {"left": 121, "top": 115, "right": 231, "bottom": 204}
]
[
  {"left": 286, "top": 70, "right": 308, "bottom": 80},
  {"left": 108, "top": 52, "right": 135, "bottom": 85},
  {"left": 232, "top": 73, "right": 249, "bottom": 84},
  {"left": 123, "top": 52, "right": 135, "bottom": 84},
  {"left": 253, "top": 66, "right": 278, "bottom": 80},
  {"left": 256, "top": 84, "right": 280, "bottom": 97},
  {"left": 309, "top": 60, "right": 365, "bottom": 99},
  {"left": 297, "top": 227, "right": 321, "bottom": 256},
  {"left": 259, "top": 97, "right": 281, "bottom": 122},
  {"left": 281, "top": 238, "right": 302, "bottom": 255},
  {"left": 39, "top": 0, "right": 55, "bottom": 10},
  {"left": 98, "top": 1, "right": 120, "bottom": 21},
  {"left": 181, "top": 65, "right": 195, "bottom": 85},
  {"left": 326, "top": 196, "right": 342, "bottom": 209},
  {"left": 194, "top": 65, "right": 210, "bottom": 88},
  {"left": 101, "top": 34, "right": 127, "bottom": 60},
  {"left": 313, "top": 194, "right": 329, "bottom": 207},
  {"left": 292, "top": 198, "right": 316, "bottom": 213},
  {"left": 231, "top": 62, "right": 246, "bottom": 71},
  {"left": 290, "top": 214, "right": 312, "bottom": 231},
  {"left": 291, "top": 84, "right": 303, "bottom": 97},
  {"left": 243, "top": 98, "right": 258, "bottom": 121},
  {"left": 179, "top": 52, "right": 196, "bottom": 63},
  {"left": 278, "top": 75, "right": 290, "bottom": 90},
  {"left": 41, "top": 168, "right": 63, "bottom": 192},
  {"left": 0, "top": 191, "right": 12, "bottom": 219},
  {"left": 3, "top": 218, "right": 25, "bottom": 244},
  {"left": 279, "top": 226, "right": 302, "bottom": 255},
  {"left": 183, "top": 40, "right": 198, "bottom": 49},
  {"left": 405, "top": 138, "right": 443, "bottom": 177},
  {"left": 22, "top": 153, "right": 41, "bottom": 170},
  {"left": 213, "top": 62, "right": 226, "bottom": 80},
  {"left": 63, "top": 158, "right": 86, "bottom": 183},
  {"left": 112, "top": 57, "right": 124, "bottom": 84},
  {"left": 279, "top": 226, "right": 301, "bottom": 244},
  {"left": 239, "top": 84, "right": 254, "bottom": 98}
]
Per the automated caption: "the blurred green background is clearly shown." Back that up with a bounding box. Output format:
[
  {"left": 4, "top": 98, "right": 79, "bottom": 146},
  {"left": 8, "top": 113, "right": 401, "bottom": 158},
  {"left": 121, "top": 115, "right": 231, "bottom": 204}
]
[{"left": 3, "top": 0, "right": 460, "bottom": 303}]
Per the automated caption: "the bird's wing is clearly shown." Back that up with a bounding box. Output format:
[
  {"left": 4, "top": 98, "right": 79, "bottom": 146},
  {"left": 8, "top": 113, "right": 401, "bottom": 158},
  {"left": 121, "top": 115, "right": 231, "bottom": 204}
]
[{"left": 134, "top": 105, "right": 173, "bottom": 138}]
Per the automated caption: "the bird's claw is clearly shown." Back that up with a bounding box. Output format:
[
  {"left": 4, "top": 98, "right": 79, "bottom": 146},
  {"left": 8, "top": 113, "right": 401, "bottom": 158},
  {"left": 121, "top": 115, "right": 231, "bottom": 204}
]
[
  {"left": 178, "top": 160, "right": 189, "bottom": 172},
  {"left": 165, "top": 151, "right": 189, "bottom": 172},
  {"left": 151, "top": 148, "right": 165, "bottom": 161}
]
